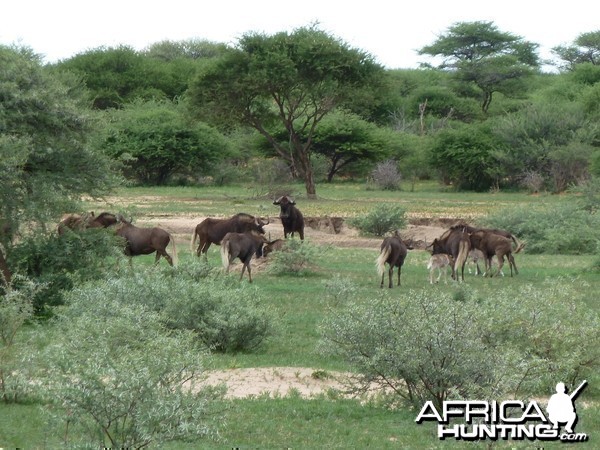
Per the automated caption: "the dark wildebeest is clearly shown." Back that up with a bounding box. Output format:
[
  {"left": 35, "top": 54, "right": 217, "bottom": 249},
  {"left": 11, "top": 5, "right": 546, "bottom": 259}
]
[
  {"left": 115, "top": 216, "right": 177, "bottom": 266},
  {"left": 375, "top": 233, "right": 409, "bottom": 288},
  {"left": 428, "top": 227, "right": 471, "bottom": 282},
  {"left": 451, "top": 223, "right": 525, "bottom": 254},
  {"left": 220, "top": 231, "right": 269, "bottom": 282},
  {"left": 469, "top": 230, "right": 518, "bottom": 277},
  {"left": 57, "top": 211, "right": 118, "bottom": 235},
  {"left": 191, "top": 213, "right": 268, "bottom": 258},
  {"left": 263, "top": 238, "right": 286, "bottom": 257},
  {"left": 273, "top": 196, "right": 305, "bottom": 240}
]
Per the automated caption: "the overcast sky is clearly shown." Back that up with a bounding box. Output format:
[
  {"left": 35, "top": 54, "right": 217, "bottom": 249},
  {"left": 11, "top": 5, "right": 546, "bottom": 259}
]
[{"left": 2, "top": 0, "right": 598, "bottom": 71}]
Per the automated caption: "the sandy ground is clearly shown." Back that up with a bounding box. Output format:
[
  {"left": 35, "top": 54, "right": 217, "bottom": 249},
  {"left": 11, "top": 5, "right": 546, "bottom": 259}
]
[{"left": 134, "top": 214, "right": 449, "bottom": 398}]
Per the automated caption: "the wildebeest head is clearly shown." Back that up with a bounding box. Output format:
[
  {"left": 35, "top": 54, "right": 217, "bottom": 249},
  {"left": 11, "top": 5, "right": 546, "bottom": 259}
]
[
  {"left": 237, "top": 214, "right": 269, "bottom": 235},
  {"left": 273, "top": 196, "right": 296, "bottom": 218}
]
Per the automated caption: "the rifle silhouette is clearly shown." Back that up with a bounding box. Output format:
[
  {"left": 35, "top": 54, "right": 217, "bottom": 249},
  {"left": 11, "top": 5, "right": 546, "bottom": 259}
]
[{"left": 569, "top": 380, "right": 587, "bottom": 401}]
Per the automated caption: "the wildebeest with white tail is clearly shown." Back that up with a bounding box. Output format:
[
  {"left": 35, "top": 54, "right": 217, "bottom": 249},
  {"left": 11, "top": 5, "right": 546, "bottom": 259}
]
[
  {"left": 469, "top": 229, "right": 518, "bottom": 277},
  {"left": 375, "top": 232, "right": 409, "bottom": 288},
  {"left": 273, "top": 196, "right": 305, "bottom": 240},
  {"left": 191, "top": 213, "right": 269, "bottom": 258},
  {"left": 115, "top": 215, "right": 177, "bottom": 266},
  {"left": 428, "top": 227, "right": 471, "bottom": 282},
  {"left": 427, "top": 253, "right": 454, "bottom": 284},
  {"left": 220, "top": 231, "right": 269, "bottom": 282}
]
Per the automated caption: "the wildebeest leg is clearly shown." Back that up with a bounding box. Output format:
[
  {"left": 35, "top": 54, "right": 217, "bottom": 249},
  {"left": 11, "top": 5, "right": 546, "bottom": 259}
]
[
  {"left": 493, "top": 253, "right": 505, "bottom": 277},
  {"left": 508, "top": 253, "right": 518, "bottom": 275},
  {"left": 380, "top": 270, "right": 385, "bottom": 288},
  {"left": 200, "top": 241, "right": 211, "bottom": 259},
  {"left": 397, "top": 265, "right": 401, "bottom": 287},
  {"left": 388, "top": 266, "right": 394, "bottom": 288},
  {"left": 299, "top": 229, "right": 304, "bottom": 240},
  {"left": 159, "top": 250, "right": 174, "bottom": 266}
]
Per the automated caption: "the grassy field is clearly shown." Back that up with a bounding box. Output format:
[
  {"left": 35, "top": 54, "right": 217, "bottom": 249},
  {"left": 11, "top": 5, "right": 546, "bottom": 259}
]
[{"left": 1, "top": 182, "right": 599, "bottom": 449}]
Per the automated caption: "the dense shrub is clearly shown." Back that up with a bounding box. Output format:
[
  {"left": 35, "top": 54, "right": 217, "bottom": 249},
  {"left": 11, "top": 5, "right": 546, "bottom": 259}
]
[
  {"left": 482, "top": 203, "right": 600, "bottom": 254},
  {"left": 320, "top": 280, "right": 599, "bottom": 409},
  {"left": 42, "top": 295, "right": 225, "bottom": 448},
  {"left": 267, "top": 239, "right": 323, "bottom": 276},
  {"left": 0, "top": 277, "right": 38, "bottom": 403},
  {"left": 67, "top": 263, "right": 274, "bottom": 352},
  {"left": 8, "top": 229, "right": 123, "bottom": 316},
  {"left": 348, "top": 203, "right": 407, "bottom": 236}
]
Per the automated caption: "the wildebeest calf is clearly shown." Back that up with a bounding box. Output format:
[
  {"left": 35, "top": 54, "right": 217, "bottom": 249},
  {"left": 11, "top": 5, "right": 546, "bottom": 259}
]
[
  {"left": 263, "top": 238, "right": 287, "bottom": 257},
  {"left": 220, "top": 231, "right": 269, "bottom": 282},
  {"left": 375, "top": 234, "right": 408, "bottom": 288},
  {"left": 427, "top": 253, "right": 454, "bottom": 284},
  {"left": 469, "top": 230, "right": 518, "bottom": 277}
]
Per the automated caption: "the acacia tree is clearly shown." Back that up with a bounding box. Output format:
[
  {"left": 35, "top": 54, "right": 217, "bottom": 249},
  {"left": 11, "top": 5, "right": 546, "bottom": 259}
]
[
  {"left": 552, "top": 30, "right": 600, "bottom": 70},
  {"left": 188, "top": 25, "right": 384, "bottom": 198},
  {"left": 419, "top": 21, "right": 539, "bottom": 113}
]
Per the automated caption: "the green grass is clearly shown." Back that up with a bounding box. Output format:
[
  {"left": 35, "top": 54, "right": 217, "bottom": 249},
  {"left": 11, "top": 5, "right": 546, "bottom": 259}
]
[{"left": 2, "top": 182, "right": 599, "bottom": 449}]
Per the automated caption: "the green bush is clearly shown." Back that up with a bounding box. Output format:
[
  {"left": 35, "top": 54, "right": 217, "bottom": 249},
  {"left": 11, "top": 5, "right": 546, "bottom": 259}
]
[
  {"left": 483, "top": 203, "right": 600, "bottom": 254},
  {"left": 42, "top": 295, "right": 225, "bottom": 448},
  {"left": 68, "top": 263, "right": 274, "bottom": 352},
  {"left": 8, "top": 229, "right": 123, "bottom": 316},
  {"left": 348, "top": 203, "right": 407, "bottom": 236},
  {"left": 320, "top": 280, "right": 599, "bottom": 409},
  {"left": 266, "top": 239, "right": 322, "bottom": 276}
]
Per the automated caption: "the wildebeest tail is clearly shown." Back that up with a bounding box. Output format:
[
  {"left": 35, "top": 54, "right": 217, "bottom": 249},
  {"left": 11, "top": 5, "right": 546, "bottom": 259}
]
[
  {"left": 455, "top": 240, "right": 469, "bottom": 274},
  {"left": 168, "top": 232, "right": 178, "bottom": 266},
  {"left": 220, "top": 239, "right": 230, "bottom": 270},
  {"left": 511, "top": 235, "right": 526, "bottom": 253},
  {"left": 190, "top": 228, "right": 198, "bottom": 254},
  {"left": 376, "top": 245, "right": 391, "bottom": 277}
]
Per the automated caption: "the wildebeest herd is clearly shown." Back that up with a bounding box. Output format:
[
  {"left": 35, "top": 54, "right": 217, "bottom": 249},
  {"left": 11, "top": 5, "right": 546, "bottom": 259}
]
[{"left": 57, "top": 195, "right": 524, "bottom": 285}]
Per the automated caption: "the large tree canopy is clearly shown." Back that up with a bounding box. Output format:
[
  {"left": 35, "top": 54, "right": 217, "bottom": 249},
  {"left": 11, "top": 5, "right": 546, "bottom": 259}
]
[
  {"left": 419, "top": 21, "right": 540, "bottom": 113},
  {"left": 188, "top": 25, "right": 385, "bottom": 198},
  {"left": 552, "top": 30, "right": 600, "bottom": 71},
  {"left": 0, "top": 45, "right": 118, "bottom": 284}
]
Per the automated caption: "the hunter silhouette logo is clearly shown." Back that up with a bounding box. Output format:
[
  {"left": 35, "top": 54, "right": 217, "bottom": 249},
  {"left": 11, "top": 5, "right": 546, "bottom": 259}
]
[
  {"left": 415, "top": 380, "right": 589, "bottom": 442},
  {"left": 547, "top": 380, "right": 587, "bottom": 434}
]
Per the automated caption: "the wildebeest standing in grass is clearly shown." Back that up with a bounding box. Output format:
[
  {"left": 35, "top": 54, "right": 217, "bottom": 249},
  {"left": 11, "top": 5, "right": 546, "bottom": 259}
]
[
  {"left": 57, "top": 211, "right": 118, "bottom": 235},
  {"left": 469, "top": 230, "right": 518, "bottom": 277},
  {"left": 262, "top": 238, "right": 287, "bottom": 257},
  {"left": 427, "top": 253, "right": 454, "bottom": 284},
  {"left": 115, "top": 215, "right": 177, "bottom": 266},
  {"left": 273, "top": 196, "right": 304, "bottom": 240},
  {"left": 220, "top": 231, "right": 269, "bottom": 282},
  {"left": 375, "top": 233, "right": 408, "bottom": 288},
  {"left": 191, "top": 213, "right": 268, "bottom": 258},
  {"left": 429, "top": 227, "right": 471, "bottom": 282}
]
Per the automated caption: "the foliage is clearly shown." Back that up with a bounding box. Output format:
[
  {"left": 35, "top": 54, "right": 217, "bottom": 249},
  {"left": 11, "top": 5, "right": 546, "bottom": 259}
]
[
  {"left": 188, "top": 24, "right": 385, "bottom": 197},
  {"left": 0, "top": 278, "right": 38, "bottom": 403},
  {"left": 69, "top": 264, "right": 275, "bottom": 352},
  {"left": 100, "top": 99, "right": 228, "bottom": 185},
  {"left": 428, "top": 123, "right": 501, "bottom": 190},
  {"left": 552, "top": 30, "right": 600, "bottom": 71},
  {"left": 483, "top": 203, "right": 600, "bottom": 254},
  {"left": 42, "top": 295, "right": 225, "bottom": 448},
  {"left": 347, "top": 204, "right": 407, "bottom": 236},
  {"left": 266, "top": 239, "right": 323, "bottom": 276},
  {"left": 419, "top": 21, "right": 539, "bottom": 113},
  {"left": 491, "top": 103, "right": 594, "bottom": 191},
  {"left": 8, "top": 229, "right": 123, "bottom": 316},
  {"left": 320, "top": 280, "right": 599, "bottom": 409}
]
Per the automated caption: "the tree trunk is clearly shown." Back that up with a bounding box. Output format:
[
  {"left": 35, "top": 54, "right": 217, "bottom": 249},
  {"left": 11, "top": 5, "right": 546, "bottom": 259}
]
[{"left": 0, "top": 248, "right": 11, "bottom": 286}]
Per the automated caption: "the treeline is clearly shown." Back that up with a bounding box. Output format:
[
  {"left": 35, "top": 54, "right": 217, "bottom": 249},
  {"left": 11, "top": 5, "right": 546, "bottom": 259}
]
[{"left": 6, "top": 23, "right": 600, "bottom": 197}]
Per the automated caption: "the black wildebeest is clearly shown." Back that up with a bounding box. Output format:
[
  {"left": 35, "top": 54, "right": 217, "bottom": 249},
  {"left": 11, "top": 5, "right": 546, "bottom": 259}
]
[
  {"left": 375, "top": 233, "right": 409, "bottom": 288},
  {"left": 263, "top": 238, "right": 286, "bottom": 257},
  {"left": 220, "top": 231, "right": 269, "bottom": 282},
  {"left": 115, "top": 216, "right": 177, "bottom": 266},
  {"left": 451, "top": 223, "right": 525, "bottom": 254},
  {"left": 429, "top": 227, "right": 471, "bottom": 282},
  {"left": 273, "top": 196, "right": 305, "bottom": 240},
  {"left": 191, "top": 213, "right": 268, "bottom": 258},
  {"left": 58, "top": 211, "right": 118, "bottom": 235},
  {"left": 469, "top": 229, "right": 518, "bottom": 277}
]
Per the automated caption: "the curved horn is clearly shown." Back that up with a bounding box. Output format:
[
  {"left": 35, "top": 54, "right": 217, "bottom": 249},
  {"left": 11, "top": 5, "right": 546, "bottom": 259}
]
[{"left": 273, "top": 196, "right": 283, "bottom": 205}]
